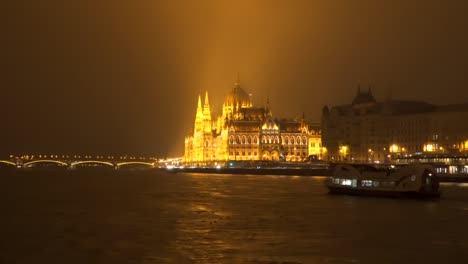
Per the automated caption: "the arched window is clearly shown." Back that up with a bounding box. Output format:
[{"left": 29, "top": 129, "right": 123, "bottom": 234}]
[
  {"left": 291, "top": 137, "right": 295, "bottom": 145},
  {"left": 229, "top": 136, "right": 234, "bottom": 144},
  {"left": 275, "top": 136, "right": 279, "bottom": 144},
  {"left": 262, "top": 136, "right": 266, "bottom": 144},
  {"left": 254, "top": 136, "right": 258, "bottom": 144},
  {"left": 285, "top": 136, "right": 289, "bottom": 145},
  {"left": 248, "top": 136, "right": 252, "bottom": 144},
  {"left": 241, "top": 135, "right": 246, "bottom": 144},
  {"left": 297, "top": 136, "right": 302, "bottom": 145},
  {"left": 236, "top": 135, "right": 241, "bottom": 144},
  {"left": 302, "top": 136, "right": 307, "bottom": 145}
]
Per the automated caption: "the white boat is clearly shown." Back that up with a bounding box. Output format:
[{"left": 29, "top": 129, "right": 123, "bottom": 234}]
[{"left": 327, "top": 164, "right": 440, "bottom": 198}]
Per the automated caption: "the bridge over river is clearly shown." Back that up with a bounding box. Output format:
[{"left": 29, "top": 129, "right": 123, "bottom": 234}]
[{"left": 0, "top": 158, "right": 173, "bottom": 170}]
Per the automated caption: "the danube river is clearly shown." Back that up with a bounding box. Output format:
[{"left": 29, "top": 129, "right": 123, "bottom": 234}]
[{"left": 1, "top": 171, "right": 468, "bottom": 263}]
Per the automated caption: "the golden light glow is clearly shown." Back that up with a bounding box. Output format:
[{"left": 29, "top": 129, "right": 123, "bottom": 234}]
[
  {"left": 424, "top": 143, "right": 434, "bottom": 152},
  {"left": 117, "top": 161, "right": 154, "bottom": 167},
  {"left": 389, "top": 144, "right": 400, "bottom": 153},
  {"left": 0, "top": 160, "right": 16, "bottom": 166},
  {"left": 185, "top": 88, "right": 321, "bottom": 164},
  {"left": 23, "top": 160, "right": 68, "bottom": 166},
  {"left": 261, "top": 123, "right": 279, "bottom": 130},
  {"left": 71, "top": 160, "right": 114, "bottom": 167},
  {"left": 339, "top": 145, "right": 349, "bottom": 155}
]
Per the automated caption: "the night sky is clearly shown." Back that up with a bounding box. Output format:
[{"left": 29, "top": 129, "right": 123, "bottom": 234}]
[{"left": 3, "top": 0, "right": 468, "bottom": 157}]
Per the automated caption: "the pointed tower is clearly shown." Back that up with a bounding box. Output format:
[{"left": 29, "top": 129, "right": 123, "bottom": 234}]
[
  {"left": 203, "top": 91, "right": 212, "bottom": 133},
  {"left": 197, "top": 94, "right": 203, "bottom": 116},
  {"left": 266, "top": 95, "right": 272, "bottom": 117},
  {"left": 194, "top": 94, "right": 204, "bottom": 134},
  {"left": 203, "top": 91, "right": 211, "bottom": 118}
]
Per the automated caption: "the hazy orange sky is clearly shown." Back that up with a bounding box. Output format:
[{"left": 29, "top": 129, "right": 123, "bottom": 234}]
[{"left": 3, "top": 0, "right": 468, "bottom": 156}]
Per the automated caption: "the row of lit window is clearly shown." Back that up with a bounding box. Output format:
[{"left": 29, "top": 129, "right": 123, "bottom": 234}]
[
  {"left": 333, "top": 178, "right": 395, "bottom": 188},
  {"left": 229, "top": 135, "right": 259, "bottom": 145},
  {"left": 230, "top": 151, "right": 258, "bottom": 156},
  {"left": 310, "top": 142, "right": 322, "bottom": 148},
  {"left": 228, "top": 135, "right": 308, "bottom": 145}
]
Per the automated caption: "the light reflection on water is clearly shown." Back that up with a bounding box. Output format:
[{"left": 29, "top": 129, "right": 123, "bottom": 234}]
[
  {"left": 441, "top": 182, "right": 468, "bottom": 187},
  {"left": 0, "top": 172, "right": 467, "bottom": 264}
]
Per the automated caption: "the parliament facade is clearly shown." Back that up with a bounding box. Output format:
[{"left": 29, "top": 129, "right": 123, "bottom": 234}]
[
  {"left": 184, "top": 80, "right": 322, "bottom": 164},
  {"left": 322, "top": 87, "right": 468, "bottom": 162}
]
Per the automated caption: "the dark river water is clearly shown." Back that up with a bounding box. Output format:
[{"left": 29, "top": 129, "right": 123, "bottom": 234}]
[{"left": 1, "top": 171, "right": 468, "bottom": 264}]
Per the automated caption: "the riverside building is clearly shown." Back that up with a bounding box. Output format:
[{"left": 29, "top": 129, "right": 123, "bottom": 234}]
[
  {"left": 321, "top": 87, "right": 468, "bottom": 163},
  {"left": 184, "top": 79, "right": 322, "bottom": 165}
]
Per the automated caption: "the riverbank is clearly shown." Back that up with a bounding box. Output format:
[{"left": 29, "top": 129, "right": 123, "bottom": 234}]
[
  {"left": 173, "top": 168, "right": 468, "bottom": 183},
  {"left": 2, "top": 167, "right": 468, "bottom": 182},
  {"left": 168, "top": 167, "right": 329, "bottom": 176},
  {"left": 174, "top": 167, "right": 468, "bottom": 183}
]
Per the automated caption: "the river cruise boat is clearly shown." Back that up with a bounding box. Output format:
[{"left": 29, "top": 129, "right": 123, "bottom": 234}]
[{"left": 327, "top": 164, "right": 440, "bottom": 198}]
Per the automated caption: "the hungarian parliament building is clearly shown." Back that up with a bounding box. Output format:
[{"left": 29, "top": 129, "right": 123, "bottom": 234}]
[{"left": 184, "top": 80, "right": 322, "bottom": 164}]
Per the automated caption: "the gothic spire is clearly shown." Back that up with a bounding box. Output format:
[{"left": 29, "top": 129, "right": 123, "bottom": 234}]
[
  {"left": 197, "top": 94, "right": 202, "bottom": 109},
  {"left": 204, "top": 91, "right": 210, "bottom": 107},
  {"left": 196, "top": 94, "right": 203, "bottom": 117},
  {"left": 203, "top": 91, "right": 211, "bottom": 117}
]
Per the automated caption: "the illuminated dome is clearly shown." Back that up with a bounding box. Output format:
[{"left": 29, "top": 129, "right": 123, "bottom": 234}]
[{"left": 225, "top": 82, "right": 252, "bottom": 107}]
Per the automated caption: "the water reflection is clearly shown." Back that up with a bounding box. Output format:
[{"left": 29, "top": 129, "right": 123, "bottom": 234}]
[
  {"left": 170, "top": 174, "right": 238, "bottom": 263},
  {"left": 0, "top": 172, "right": 467, "bottom": 263}
]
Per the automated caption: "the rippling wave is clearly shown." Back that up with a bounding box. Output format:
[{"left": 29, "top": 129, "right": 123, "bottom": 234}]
[{"left": 0, "top": 172, "right": 467, "bottom": 263}]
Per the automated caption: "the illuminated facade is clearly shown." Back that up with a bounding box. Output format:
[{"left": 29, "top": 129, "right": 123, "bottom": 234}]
[
  {"left": 322, "top": 86, "right": 468, "bottom": 162},
  {"left": 185, "top": 80, "right": 321, "bottom": 164},
  {"left": 308, "top": 123, "right": 324, "bottom": 160}
]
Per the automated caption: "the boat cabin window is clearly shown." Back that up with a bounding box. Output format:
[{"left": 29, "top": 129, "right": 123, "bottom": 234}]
[
  {"left": 341, "top": 179, "right": 352, "bottom": 186},
  {"left": 332, "top": 178, "right": 357, "bottom": 187},
  {"left": 362, "top": 180, "right": 373, "bottom": 187}
]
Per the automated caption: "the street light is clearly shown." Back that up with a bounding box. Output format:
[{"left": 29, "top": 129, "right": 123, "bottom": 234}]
[
  {"left": 424, "top": 143, "right": 434, "bottom": 152},
  {"left": 320, "top": 147, "right": 327, "bottom": 160},
  {"left": 368, "top": 148, "right": 374, "bottom": 163},
  {"left": 390, "top": 144, "right": 400, "bottom": 153},
  {"left": 339, "top": 145, "right": 349, "bottom": 161}
]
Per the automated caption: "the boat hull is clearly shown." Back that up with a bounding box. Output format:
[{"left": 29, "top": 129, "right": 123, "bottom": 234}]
[{"left": 328, "top": 186, "right": 440, "bottom": 199}]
